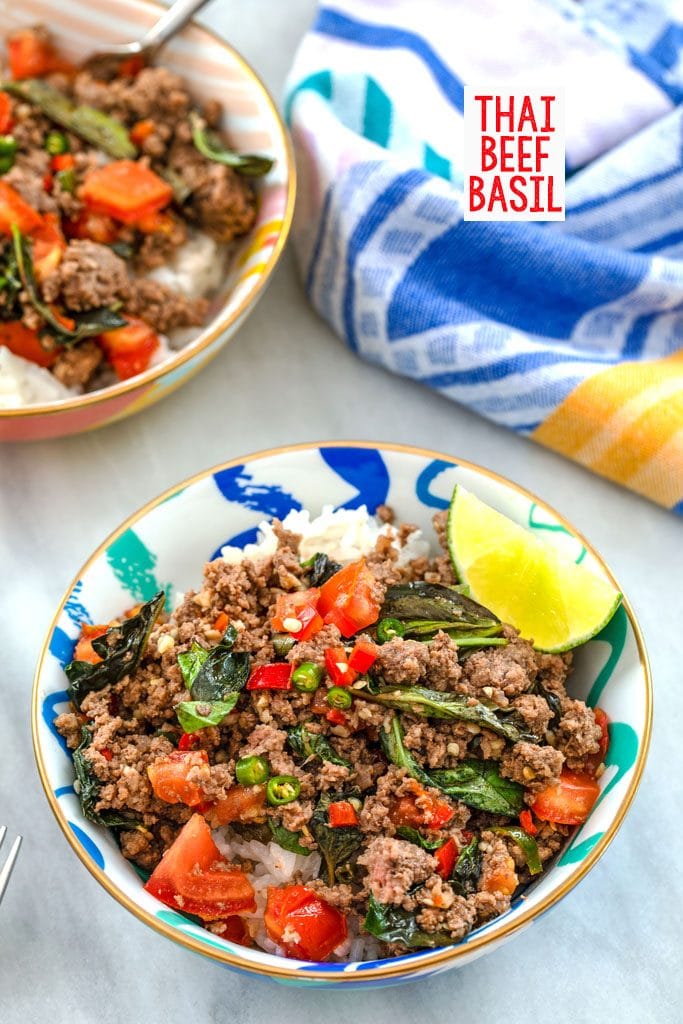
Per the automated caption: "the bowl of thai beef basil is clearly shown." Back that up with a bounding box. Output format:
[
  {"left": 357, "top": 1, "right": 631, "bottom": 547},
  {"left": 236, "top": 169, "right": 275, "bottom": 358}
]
[
  {"left": 0, "top": 3, "right": 293, "bottom": 440},
  {"left": 33, "top": 442, "right": 652, "bottom": 986}
]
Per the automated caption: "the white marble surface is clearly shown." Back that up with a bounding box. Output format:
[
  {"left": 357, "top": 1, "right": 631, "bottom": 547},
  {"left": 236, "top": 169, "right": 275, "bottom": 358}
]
[{"left": 1, "top": 1, "right": 681, "bottom": 1020}]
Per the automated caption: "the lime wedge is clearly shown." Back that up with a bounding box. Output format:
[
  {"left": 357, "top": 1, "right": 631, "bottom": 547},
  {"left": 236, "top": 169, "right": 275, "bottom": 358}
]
[{"left": 447, "top": 486, "right": 621, "bottom": 652}]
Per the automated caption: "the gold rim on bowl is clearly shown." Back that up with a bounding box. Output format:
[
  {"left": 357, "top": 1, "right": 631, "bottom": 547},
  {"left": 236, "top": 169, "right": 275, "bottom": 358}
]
[
  {"left": 1, "top": 0, "right": 296, "bottom": 422},
  {"left": 32, "top": 441, "right": 653, "bottom": 982}
]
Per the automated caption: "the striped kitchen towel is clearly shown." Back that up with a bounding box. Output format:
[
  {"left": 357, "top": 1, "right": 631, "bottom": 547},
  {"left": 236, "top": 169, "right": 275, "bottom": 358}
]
[{"left": 284, "top": 0, "right": 683, "bottom": 514}]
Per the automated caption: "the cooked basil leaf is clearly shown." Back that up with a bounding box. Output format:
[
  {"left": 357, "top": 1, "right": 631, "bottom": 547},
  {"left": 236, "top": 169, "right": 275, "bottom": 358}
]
[
  {"left": 379, "top": 715, "right": 433, "bottom": 789},
  {"left": 190, "top": 625, "right": 250, "bottom": 701},
  {"left": 268, "top": 819, "right": 311, "bottom": 856},
  {"left": 189, "top": 110, "right": 272, "bottom": 176},
  {"left": 175, "top": 695, "right": 239, "bottom": 733},
  {"left": 3, "top": 79, "right": 136, "bottom": 158},
  {"left": 381, "top": 582, "right": 500, "bottom": 635},
  {"left": 310, "top": 790, "right": 363, "bottom": 886},
  {"left": 363, "top": 894, "right": 454, "bottom": 949},
  {"left": 177, "top": 641, "right": 210, "bottom": 689},
  {"left": 429, "top": 760, "right": 524, "bottom": 816},
  {"left": 287, "top": 724, "right": 350, "bottom": 768},
  {"left": 492, "top": 825, "right": 542, "bottom": 876},
  {"left": 450, "top": 836, "right": 481, "bottom": 895},
  {"left": 358, "top": 686, "right": 532, "bottom": 743},
  {"left": 395, "top": 826, "right": 444, "bottom": 851},
  {"left": 66, "top": 592, "right": 164, "bottom": 708},
  {"left": 73, "top": 727, "right": 141, "bottom": 828},
  {"left": 305, "top": 552, "right": 342, "bottom": 587}
]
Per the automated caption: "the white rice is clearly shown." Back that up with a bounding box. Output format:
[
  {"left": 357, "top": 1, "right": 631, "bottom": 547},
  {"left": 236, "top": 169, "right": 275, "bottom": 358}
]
[
  {"left": 213, "top": 829, "right": 381, "bottom": 962},
  {"left": 148, "top": 230, "right": 227, "bottom": 302},
  {"left": 221, "top": 505, "right": 430, "bottom": 567},
  {"left": 0, "top": 345, "right": 77, "bottom": 409}
]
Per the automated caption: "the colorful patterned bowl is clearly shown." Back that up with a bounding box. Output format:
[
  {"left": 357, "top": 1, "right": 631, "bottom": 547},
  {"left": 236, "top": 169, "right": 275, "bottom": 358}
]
[
  {"left": 32, "top": 443, "right": 651, "bottom": 987},
  {"left": 0, "top": 0, "right": 294, "bottom": 441}
]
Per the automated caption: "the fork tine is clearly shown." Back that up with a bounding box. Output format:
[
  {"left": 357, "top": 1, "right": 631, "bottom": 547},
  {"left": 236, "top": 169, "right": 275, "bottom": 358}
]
[{"left": 0, "top": 834, "right": 22, "bottom": 904}]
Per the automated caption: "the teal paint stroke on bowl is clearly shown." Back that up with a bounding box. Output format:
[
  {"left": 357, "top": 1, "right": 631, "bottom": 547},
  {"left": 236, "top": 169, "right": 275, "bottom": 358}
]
[
  {"left": 105, "top": 529, "right": 172, "bottom": 609},
  {"left": 587, "top": 605, "right": 628, "bottom": 707}
]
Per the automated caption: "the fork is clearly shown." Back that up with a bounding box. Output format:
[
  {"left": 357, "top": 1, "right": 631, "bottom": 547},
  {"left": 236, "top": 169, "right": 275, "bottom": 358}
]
[
  {"left": 0, "top": 827, "right": 22, "bottom": 905},
  {"left": 84, "top": 0, "right": 214, "bottom": 78}
]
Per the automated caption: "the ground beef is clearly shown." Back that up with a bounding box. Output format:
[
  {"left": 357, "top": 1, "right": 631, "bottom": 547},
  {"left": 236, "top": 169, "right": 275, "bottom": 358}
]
[
  {"left": 4, "top": 149, "right": 55, "bottom": 211},
  {"left": 555, "top": 699, "right": 601, "bottom": 769},
  {"left": 51, "top": 340, "right": 103, "bottom": 388},
  {"left": 432, "top": 510, "right": 449, "bottom": 550},
  {"left": 511, "top": 693, "right": 554, "bottom": 738},
  {"left": 135, "top": 217, "right": 188, "bottom": 272},
  {"left": 306, "top": 880, "right": 359, "bottom": 912},
  {"left": 478, "top": 830, "right": 518, "bottom": 896},
  {"left": 376, "top": 637, "right": 429, "bottom": 685},
  {"left": 500, "top": 741, "right": 564, "bottom": 793},
  {"left": 458, "top": 628, "right": 538, "bottom": 704},
  {"left": 425, "top": 631, "right": 462, "bottom": 691},
  {"left": 53, "top": 711, "right": 83, "bottom": 749},
  {"left": 168, "top": 141, "right": 256, "bottom": 243},
  {"left": 287, "top": 623, "right": 342, "bottom": 668},
  {"left": 124, "top": 278, "right": 208, "bottom": 333},
  {"left": 42, "top": 240, "right": 129, "bottom": 310},
  {"left": 536, "top": 651, "right": 573, "bottom": 697},
  {"left": 416, "top": 895, "right": 477, "bottom": 940},
  {"left": 359, "top": 836, "right": 436, "bottom": 908}
]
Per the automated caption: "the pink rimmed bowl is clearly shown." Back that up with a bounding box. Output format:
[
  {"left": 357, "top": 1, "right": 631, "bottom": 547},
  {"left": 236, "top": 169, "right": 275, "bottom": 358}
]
[{"left": 0, "top": 0, "right": 294, "bottom": 441}]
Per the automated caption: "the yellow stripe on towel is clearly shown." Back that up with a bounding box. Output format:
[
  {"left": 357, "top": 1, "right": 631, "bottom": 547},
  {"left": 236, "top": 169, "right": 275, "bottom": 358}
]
[{"left": 534, "top": 350, "right": 683, "bottom": 509}]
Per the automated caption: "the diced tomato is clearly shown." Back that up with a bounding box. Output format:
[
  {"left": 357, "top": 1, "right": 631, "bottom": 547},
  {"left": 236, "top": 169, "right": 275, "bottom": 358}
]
[
  {"left": 246, "top": 663, "right": 293, "bottom": 691},
  {"left": 50, "top": 152, "right": 76, "bottom": 173},
  {"left": 348, "top": 638, "right": 379, "bottom": 673},
  {"left": 147, "top": 750, "right": 210, "bottom": 808},
  {"left": 135, "top": 209, "right": 176, "bottom": 235},
  {"left": 118, "top": 54, "right": 146, "bottom": 78},
  {"left": 100, "top": 748, "right": 113, "bottom": 762},
  {"left": 271, "top": 589, "right": 323, "bottom": 642},
  {"left": 73, "top": 622, "right": 109, "bottom": 663},
  {"left": 32, "top": 212, "right": 66, "bottom": 282},
  {"left": 212, "top": 915, "right": 252, "bottom": 947},
  {"left": 177, "top": 732, "right": 199, "bottom": 752},
  {"left": 328, "top": 801, "right": 359, "bottom": 828},
  {"left": 0, "top": 321, "right": 57, "bottom": 368},
  {"left": 390, "top": 785, "right": 455, "bottom": 831},
  {"left": 65, "top": 209, "right": 119, "bottom": 244},
  {"left": 519, "top": 809, "right": 537, "bottom": 836},
  {"left": 325, "top": 708, "right": 348, "bottom": 727},
  {"left": 213, "top": 611, "right": 229, "bottom": 633},
  {"left": 265, "top": 885, "right": 347, "bottom": 961},
  {"left": 81, "top": 160, "right": 173, "bottom": 224},
  {"left": 324, "top": 646, "right": 357, "bottom": 687},
  {"left": 98, "top": 317, "right": 160, "bottom": 381},
  {"left": 434, "top": 837, "right": 458, "bottom": 880},
  {"left": 144, "top": 813, "right": 256, "bottom": 921},
  {"left": 205, "top": 784, "right": 267, "bottom": 828},
  {"left": 531, "top": 769, "right": 600, "bottom": 826},
  {"left": 318, "top": 559, "right": 380, "bottom": 637},
  {"left": 130, "top": 119, "right": 155, "bottom": 146},
  {"left": 0, "top": 94, "right": 13, "bottom": 134},
  {"left": 0, "top": 180, "right": 42, "bottom": 235},
  {"left": 7, "top": 28, "right": 74, "bottom": 80}
]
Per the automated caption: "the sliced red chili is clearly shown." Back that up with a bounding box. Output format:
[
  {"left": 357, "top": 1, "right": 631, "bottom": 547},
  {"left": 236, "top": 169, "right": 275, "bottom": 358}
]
[
  {"left": 348, "top": 638, "right": 379, "bottom": 673},
  {"left": 324, "top": 646, "right": 357, "bottom": 687},
  {"left": 328, "top": 801, "right": 359, "bottom": 827},
  {"left": 247, "top": 663, "right": 293, "bottom": 691}
]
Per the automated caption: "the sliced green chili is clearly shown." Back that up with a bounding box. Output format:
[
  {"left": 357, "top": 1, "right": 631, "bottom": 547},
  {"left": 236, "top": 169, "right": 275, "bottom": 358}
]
[
  {"left": 45, "top": 130, "right": 69, "bottom": 155},
  {"left": 292, "top": 661, "right": 323, "bottom": 692},
  {"left": 327, "top": 686, "right": 352, "bottom": 710},
  {"left": 376, "top": 618, "right": 405, "bottom": 643},
  {"left": 266, "top": 775, "right": 301, "bottom": 806},
  {"left": 235, "top": 754, "right": 269, "bottom": 787}
]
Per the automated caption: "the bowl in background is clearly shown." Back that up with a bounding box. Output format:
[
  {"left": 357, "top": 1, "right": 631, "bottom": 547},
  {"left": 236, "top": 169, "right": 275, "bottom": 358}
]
[
  {"left": 32, "top": 442, "right": 651, "bottom": 986},
  {"left": 0, "top": 0, "right": 294, "bottom": 441}
]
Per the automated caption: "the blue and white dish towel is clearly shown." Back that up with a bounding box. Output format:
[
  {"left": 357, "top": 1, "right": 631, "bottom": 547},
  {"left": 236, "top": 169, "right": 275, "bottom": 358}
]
[{"left": 285, "top": 0, "right": 683, "bottom": 514}]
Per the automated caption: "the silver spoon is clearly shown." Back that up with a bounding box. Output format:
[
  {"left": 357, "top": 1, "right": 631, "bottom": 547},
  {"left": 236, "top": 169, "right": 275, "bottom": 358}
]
[{"left": 84, "top": 0, "right": 214, "bottom": 77}]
